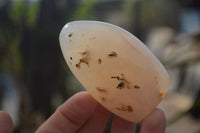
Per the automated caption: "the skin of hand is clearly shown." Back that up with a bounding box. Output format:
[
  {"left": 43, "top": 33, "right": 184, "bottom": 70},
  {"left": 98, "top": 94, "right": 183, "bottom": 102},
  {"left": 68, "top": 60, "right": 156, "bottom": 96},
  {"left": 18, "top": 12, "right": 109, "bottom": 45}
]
[
  {"left": 0, "top": 91, "right": 166, "bottom": 133},
  {"left": 0, "top": 111, "right": 13, "bottom": 133}
]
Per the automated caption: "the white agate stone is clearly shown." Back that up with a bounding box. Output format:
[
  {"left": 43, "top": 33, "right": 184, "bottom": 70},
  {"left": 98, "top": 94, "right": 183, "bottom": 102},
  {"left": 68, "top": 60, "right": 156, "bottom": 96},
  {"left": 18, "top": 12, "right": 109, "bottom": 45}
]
[{"left": 59, "top": 21, "right": 171, "bottom": 123}]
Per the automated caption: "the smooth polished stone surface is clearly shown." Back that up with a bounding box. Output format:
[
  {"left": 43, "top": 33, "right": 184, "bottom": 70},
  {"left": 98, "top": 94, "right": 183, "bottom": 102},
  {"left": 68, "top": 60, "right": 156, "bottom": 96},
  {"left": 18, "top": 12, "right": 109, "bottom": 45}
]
[{"left": 59, "top": 21, "right": 171, "bottom": 123}]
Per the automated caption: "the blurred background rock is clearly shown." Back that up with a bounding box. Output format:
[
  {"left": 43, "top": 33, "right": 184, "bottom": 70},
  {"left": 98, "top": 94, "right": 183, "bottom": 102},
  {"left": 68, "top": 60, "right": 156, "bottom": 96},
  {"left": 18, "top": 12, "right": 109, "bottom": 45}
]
[{"left": 0, "top": 0, "right": 200, "bottom": 132}]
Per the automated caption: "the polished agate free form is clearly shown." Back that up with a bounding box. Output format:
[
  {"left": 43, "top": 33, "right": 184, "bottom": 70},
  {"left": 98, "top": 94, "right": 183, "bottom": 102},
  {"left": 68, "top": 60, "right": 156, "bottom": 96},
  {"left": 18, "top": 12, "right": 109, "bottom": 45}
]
[{"left": 59, "top": 21, "right": 171, "bottom": 123}]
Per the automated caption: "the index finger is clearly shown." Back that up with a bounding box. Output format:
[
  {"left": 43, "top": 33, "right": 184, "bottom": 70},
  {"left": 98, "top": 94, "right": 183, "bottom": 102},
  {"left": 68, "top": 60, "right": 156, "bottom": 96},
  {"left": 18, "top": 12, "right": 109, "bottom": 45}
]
[
  {"left": 140, "top": 108, "right": 166, "bottom": 133},
  {"left": 0, "top": 111, "right": 13, "bottom": 133}
]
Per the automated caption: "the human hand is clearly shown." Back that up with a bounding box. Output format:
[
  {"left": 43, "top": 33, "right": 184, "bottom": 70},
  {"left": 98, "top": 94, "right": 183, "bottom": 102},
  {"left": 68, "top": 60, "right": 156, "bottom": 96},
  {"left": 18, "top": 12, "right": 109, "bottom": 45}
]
[
  {"left": 36, "top": 91, "right": 166, "bottom": 133},
  {"left": 0, "top": 91, "right": 166, "bottom": 133}
]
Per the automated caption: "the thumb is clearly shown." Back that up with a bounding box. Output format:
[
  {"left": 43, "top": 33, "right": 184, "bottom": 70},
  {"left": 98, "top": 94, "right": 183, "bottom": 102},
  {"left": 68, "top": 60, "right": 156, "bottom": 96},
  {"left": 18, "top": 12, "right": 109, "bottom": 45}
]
[{"left": 36, "top": 91, "right": 97, "bottom": 133}]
